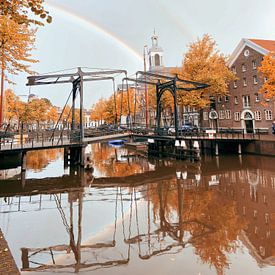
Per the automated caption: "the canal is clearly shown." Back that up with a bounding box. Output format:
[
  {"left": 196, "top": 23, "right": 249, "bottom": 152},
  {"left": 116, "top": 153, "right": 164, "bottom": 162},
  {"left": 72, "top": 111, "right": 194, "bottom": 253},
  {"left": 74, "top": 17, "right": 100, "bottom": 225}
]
[{"left": 0, "top": 143, "right": 275, "bottom": 275}]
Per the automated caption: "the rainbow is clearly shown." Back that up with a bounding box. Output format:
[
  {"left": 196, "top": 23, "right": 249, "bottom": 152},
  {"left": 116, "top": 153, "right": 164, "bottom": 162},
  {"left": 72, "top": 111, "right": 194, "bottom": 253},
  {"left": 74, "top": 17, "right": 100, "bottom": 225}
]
[{"left": 46, "top": 2, "right": 143, "bottom": 62}]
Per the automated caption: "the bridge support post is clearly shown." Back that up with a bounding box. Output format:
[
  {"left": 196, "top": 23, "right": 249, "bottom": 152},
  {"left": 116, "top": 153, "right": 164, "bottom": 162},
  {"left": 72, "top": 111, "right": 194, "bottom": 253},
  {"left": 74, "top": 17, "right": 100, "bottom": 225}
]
[
  {"left": 21, "top": 152, "right": 27, "bottom": 188},
  {"left": 64, "top": 147, "right": 69, "bottom": 171},
  {"left": 238, "top": 143, "right": 242, "bottom": 155},
  {"left": 215, "top": 143, "right": 219, "bottom": 156},
  {"left": 80, "top": 146, "right": 85, "bottom": 167}
]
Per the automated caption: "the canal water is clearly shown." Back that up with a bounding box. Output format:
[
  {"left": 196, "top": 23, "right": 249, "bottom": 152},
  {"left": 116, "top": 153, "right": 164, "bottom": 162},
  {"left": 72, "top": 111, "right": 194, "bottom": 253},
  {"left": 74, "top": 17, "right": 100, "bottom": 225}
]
[{"left": 0, "top": 143, "right": 275, "bottom": 275}]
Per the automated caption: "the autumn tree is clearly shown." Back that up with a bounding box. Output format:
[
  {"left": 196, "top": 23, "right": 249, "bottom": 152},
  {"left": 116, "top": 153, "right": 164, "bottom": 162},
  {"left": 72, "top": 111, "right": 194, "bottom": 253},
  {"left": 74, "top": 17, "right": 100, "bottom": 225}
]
[
  {"left": 0, "top": 0, "right": 52, "bottom": 26},
  {"left": 172, "top": 34, "right": 236, "bottom": 108},
  {"left": 3, "top": 88, "right": 20, "bottom": 122},
  {"left": 258, "top": 51, "right": 275, "bottom": 100},
  {"left": 0, "top": 15, "right": 38, "bottom": 125},
  {"left": 90, "top": 98, "right": 108, "bottom": 124}
]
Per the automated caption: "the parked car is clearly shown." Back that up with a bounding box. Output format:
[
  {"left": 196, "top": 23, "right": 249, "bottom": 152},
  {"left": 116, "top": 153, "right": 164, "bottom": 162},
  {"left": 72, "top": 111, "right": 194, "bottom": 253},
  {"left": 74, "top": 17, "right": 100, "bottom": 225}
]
[
  {"left": 168, "top": 127, "right": 175, "bottom": 135},
  {"left": 168, "top": 124, "right": 198, "bottom": 135}
]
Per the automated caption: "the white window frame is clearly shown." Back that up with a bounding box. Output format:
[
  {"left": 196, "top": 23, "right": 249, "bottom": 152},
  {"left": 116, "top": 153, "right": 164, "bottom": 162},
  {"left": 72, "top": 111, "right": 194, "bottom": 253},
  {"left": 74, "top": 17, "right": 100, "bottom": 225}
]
[
  {"left": 265, "top": 110, "right": 272, "bottom": 120},
  {"left": 242, "top": 63, "right": 247, "bottom": 72},
  {"left": 254, "top": 111, "right": 261, "bottom": 120},
  {"left": 243, "top": 95, "right": 250, "bottom": 108},
  {"left": 233, "top": 80, "right": 237, "bottom": 88},
  {"left": 234, "top": 96, "right": 238, "bottom": 104},
  {"left": 252, "top": 60, "right": 257, "bottom": 69},
  {"left": 234, "top": 112, "right": 240, "bottom": 121},
  {"left": 225, "top": 110, "right": 231, "bottom": 119},
  {"left": 224, "top": 95, "right": 229, "bottom": 102},
  {"left": 219, "top": 110, "right": 225, "bottom": 119},
  {"left": 253, "top": 75, "right": 258, "bottom": 84},
  {"left": 255, "top": 93, "right": 260, "bottom": 102},
  {"left": 243, "top": 77, "right": 247, "bottom": 87}
]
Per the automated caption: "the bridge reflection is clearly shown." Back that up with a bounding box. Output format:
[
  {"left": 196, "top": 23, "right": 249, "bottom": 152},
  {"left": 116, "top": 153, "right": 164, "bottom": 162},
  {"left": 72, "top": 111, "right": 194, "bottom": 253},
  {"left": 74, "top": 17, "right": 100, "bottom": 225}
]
[{"left": 0, "top": 155, "right": 274, "bottom": 274}]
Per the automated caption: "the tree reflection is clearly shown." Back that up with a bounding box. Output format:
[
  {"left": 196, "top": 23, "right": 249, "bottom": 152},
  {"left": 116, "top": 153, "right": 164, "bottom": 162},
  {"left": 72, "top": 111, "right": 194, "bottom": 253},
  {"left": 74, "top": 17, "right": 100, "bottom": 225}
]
[
  {"left": 146, "top": 180, "right": 245, "bottom": 274},
  {"left": 89, "top": 143, "right": 145, "bottom": 177},
  {"left": 26, "top": 149, "right": 63, "bottom": 171}
]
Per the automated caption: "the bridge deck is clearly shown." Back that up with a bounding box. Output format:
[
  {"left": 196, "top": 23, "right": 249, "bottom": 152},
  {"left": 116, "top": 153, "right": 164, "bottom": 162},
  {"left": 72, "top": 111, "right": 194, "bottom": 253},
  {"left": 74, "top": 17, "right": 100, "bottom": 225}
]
[{"left": 0, "top": 133, "right": 131, "bottom": 154}]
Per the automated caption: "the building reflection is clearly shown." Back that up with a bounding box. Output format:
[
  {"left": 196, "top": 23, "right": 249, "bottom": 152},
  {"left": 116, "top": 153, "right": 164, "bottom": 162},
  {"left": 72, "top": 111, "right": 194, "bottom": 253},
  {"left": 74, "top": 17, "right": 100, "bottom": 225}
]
[{"left": 0, "top": 152, "right": 274, "bottom": 274}]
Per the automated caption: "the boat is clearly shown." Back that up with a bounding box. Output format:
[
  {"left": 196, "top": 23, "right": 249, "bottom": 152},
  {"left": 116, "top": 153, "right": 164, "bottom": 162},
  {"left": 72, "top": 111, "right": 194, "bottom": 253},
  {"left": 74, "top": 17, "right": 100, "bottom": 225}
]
[{"left": 108, "top": 139, "right": 126, "bottom": 147}]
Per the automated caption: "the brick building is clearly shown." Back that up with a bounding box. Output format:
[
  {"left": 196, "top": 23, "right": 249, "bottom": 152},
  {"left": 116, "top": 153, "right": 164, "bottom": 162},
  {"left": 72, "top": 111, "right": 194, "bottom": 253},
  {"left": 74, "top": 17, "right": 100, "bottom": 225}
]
[{"left": 202, "top": 39, "right": 275, "bottom": 133}]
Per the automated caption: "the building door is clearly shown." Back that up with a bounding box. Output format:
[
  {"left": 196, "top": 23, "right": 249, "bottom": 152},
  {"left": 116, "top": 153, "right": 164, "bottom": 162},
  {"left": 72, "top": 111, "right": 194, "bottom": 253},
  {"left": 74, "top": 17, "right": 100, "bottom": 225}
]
[
  {"left": 245, "top": 120, "right": 253, "bottom": 133},
  {"left": 242, "top": 111, "right": 254, "bottom": 134}
]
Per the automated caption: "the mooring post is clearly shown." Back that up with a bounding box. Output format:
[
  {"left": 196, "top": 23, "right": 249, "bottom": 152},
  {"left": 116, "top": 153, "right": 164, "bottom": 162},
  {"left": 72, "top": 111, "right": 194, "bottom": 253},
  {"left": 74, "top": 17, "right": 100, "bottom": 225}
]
[
  {"left": 238, "top": 143, "right": 242, "bottom": 154},
  {"left": 215, "top": 142, "right": 219, "bottom": 156}
]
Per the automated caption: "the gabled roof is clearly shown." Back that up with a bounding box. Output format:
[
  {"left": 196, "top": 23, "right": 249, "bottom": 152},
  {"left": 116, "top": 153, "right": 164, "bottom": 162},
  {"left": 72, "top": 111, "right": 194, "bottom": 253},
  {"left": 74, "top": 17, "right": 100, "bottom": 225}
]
[
  {"left": 249, "top": 39, "right": 275, "bottom": 52},
  {"left": 228, "top": 38, "right": 275, "bottom": 67}
]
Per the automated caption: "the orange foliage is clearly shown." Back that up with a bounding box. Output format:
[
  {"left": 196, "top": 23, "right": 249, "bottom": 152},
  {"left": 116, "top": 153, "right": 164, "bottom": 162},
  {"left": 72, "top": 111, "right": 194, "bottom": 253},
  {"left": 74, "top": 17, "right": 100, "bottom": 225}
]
[
  {"left": 26, "top": 148, "right": 63, "bottom": 171},
  {"left": 258, "top": 52, "right": 275, "bottom": 100},
  {"left": 146, "top": 182, "right": 245, "bottom": 274},
  {"left": 171, "top": 34, "right": 236, "bottom": 108},
  {"left": 89, "top": 143, "right": 144, "bottom": 177}
]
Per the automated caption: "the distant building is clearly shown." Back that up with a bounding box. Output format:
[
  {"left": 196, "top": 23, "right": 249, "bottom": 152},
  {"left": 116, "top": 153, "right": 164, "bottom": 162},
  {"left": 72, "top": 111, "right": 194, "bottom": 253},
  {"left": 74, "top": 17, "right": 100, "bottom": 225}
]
[
  {"left": 202, "top": 39, "right": 275, "bottom": 133},
  {"left": 134, "top": 32, "right": 199, "bottom": 127}
]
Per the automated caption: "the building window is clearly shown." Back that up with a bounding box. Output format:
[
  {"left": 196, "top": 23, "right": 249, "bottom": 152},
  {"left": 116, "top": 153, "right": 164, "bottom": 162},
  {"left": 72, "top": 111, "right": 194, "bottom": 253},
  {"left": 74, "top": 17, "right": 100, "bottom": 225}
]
[
  {"left": 233, "top": 80, "right": 237, "bottom": 88},
  {"left": 243, "top": 77, "right": 247, "bottom": 86},
  {"left": 252, "top": 60, "right": 257, "bottom": 69},
  {"left": 254, "top": 111, "right": 261, "bottom": 120},
  {"left": 234, "top": 96, "right": 238, "bottom": 104},
  {"left": 232, "top": 66, "right": 236, "bottom": 74},
  {"left": 253, "top": 75, "right": 258, "bottom": 84},
  {"left": 243, "top": 95, "right": 251, "bottom": 108},
  {"left": 242, "top": 63, "right": 247, "bottom": 72},
  {"left": 225, "top": 110, "right": 231, "bottom": 119},
  {"left": 217, "top": 96, "right": 222, "bottom": 103},
  {"left": 219, "top": 110, "right": 225, "bottom": 119},
  {"left": 155, "top": 54, "right": 160, "bottom": 66},
  {"left": 265, "top": 110, "right": 272, "bottom": 120},
  {"left": 225, "top": 95, "right": 229, "bottom": 102},
  {"left": 255, "top": 93, "right": 260, "bottom": 102},
  {"left": 234, "top": 112, "right": 240, "bottom": 121},
  {"left": 203, "top": 112, "right": 208, "bottom": 121}
]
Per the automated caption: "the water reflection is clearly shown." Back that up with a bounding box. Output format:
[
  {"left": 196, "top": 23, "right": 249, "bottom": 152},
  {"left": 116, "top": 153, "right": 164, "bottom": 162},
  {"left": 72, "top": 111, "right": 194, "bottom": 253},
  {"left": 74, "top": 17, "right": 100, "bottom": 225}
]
[
  {"left": 26, "top": 149, "right": 63, "bottom": 172},
  {"left": 0, "top": 144, "right": 274, "bottom": 275}
]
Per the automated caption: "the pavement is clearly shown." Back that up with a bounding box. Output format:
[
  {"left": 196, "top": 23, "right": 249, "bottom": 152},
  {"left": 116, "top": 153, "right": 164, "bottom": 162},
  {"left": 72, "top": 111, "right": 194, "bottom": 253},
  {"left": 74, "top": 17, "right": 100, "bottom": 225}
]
[{"left": 0, "top": 229, "right": 20, "bottom": 274}]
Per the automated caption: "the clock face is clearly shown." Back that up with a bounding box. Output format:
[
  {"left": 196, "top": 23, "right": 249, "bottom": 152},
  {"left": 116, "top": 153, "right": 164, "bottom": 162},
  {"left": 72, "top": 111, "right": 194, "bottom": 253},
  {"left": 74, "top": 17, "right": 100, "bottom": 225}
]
[{"left": 244, "top": 49, "right": 250, "bottom": 57}]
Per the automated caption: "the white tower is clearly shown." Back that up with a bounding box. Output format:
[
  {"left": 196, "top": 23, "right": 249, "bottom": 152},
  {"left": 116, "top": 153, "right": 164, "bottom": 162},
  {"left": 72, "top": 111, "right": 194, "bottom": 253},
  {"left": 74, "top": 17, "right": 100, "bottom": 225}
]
[{"left": 148, "top": 31, "right": 164, "bottom": 72}]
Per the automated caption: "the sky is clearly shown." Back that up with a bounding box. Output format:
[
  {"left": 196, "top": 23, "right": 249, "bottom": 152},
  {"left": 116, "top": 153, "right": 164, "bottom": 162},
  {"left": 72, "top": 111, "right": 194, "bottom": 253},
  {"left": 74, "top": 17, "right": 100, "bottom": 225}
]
[{"left": 7, "top": 0, "right": 275, "bottom": 108}]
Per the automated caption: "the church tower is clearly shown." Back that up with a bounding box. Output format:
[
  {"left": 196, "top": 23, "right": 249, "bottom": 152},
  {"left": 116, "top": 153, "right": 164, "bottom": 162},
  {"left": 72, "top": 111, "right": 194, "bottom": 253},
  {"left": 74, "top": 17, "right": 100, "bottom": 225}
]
[{"left": 148, "top": 31, "right": 164, "bottom": 72}]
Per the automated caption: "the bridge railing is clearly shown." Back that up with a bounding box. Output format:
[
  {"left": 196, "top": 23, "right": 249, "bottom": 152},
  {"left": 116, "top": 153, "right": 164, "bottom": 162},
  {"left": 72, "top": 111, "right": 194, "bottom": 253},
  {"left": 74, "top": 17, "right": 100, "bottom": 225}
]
[
  {"left": 0, "top": 132, "right": 79, "bottom": 151},
  {"left": 131, "top": 126, "right": 264, "bottom": 140}
]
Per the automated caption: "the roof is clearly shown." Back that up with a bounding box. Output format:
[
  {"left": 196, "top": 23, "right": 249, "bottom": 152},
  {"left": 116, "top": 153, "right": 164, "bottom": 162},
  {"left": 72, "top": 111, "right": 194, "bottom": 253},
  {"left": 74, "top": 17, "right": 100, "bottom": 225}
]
[
  {"left": 228, "top": 38, "right": 272, "bottom": 67},
  {"left": 249, "top": 39, "right": 275, "bottom": 52}
]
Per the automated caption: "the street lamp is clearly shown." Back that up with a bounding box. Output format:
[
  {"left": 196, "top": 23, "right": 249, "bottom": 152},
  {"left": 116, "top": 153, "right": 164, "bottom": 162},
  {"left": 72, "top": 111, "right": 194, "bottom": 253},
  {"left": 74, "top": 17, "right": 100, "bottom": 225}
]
[{"left": 143, "top": 45, "right": 149, "bottom": 128}]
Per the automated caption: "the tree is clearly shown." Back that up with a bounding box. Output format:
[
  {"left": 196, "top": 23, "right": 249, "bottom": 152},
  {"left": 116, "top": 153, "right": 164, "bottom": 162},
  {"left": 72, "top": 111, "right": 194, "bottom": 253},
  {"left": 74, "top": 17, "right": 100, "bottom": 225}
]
[
  {"left": 172, "top": 34, "right": 236, "bottom": 108},
  {"left": 90, "top": 98, "right": 108, "bottom": 124},
  {"left": 3, "top": 88, "right": 20, "bottom": 123},
  {"left": 0, "top": 0, "right": 52, "bottom": 26},
  {"left": 258, "top": 52, "right": 275, "bottom": 100},
  {"left": 0, "top": 15, "right": 38, "bottom": 125}
]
